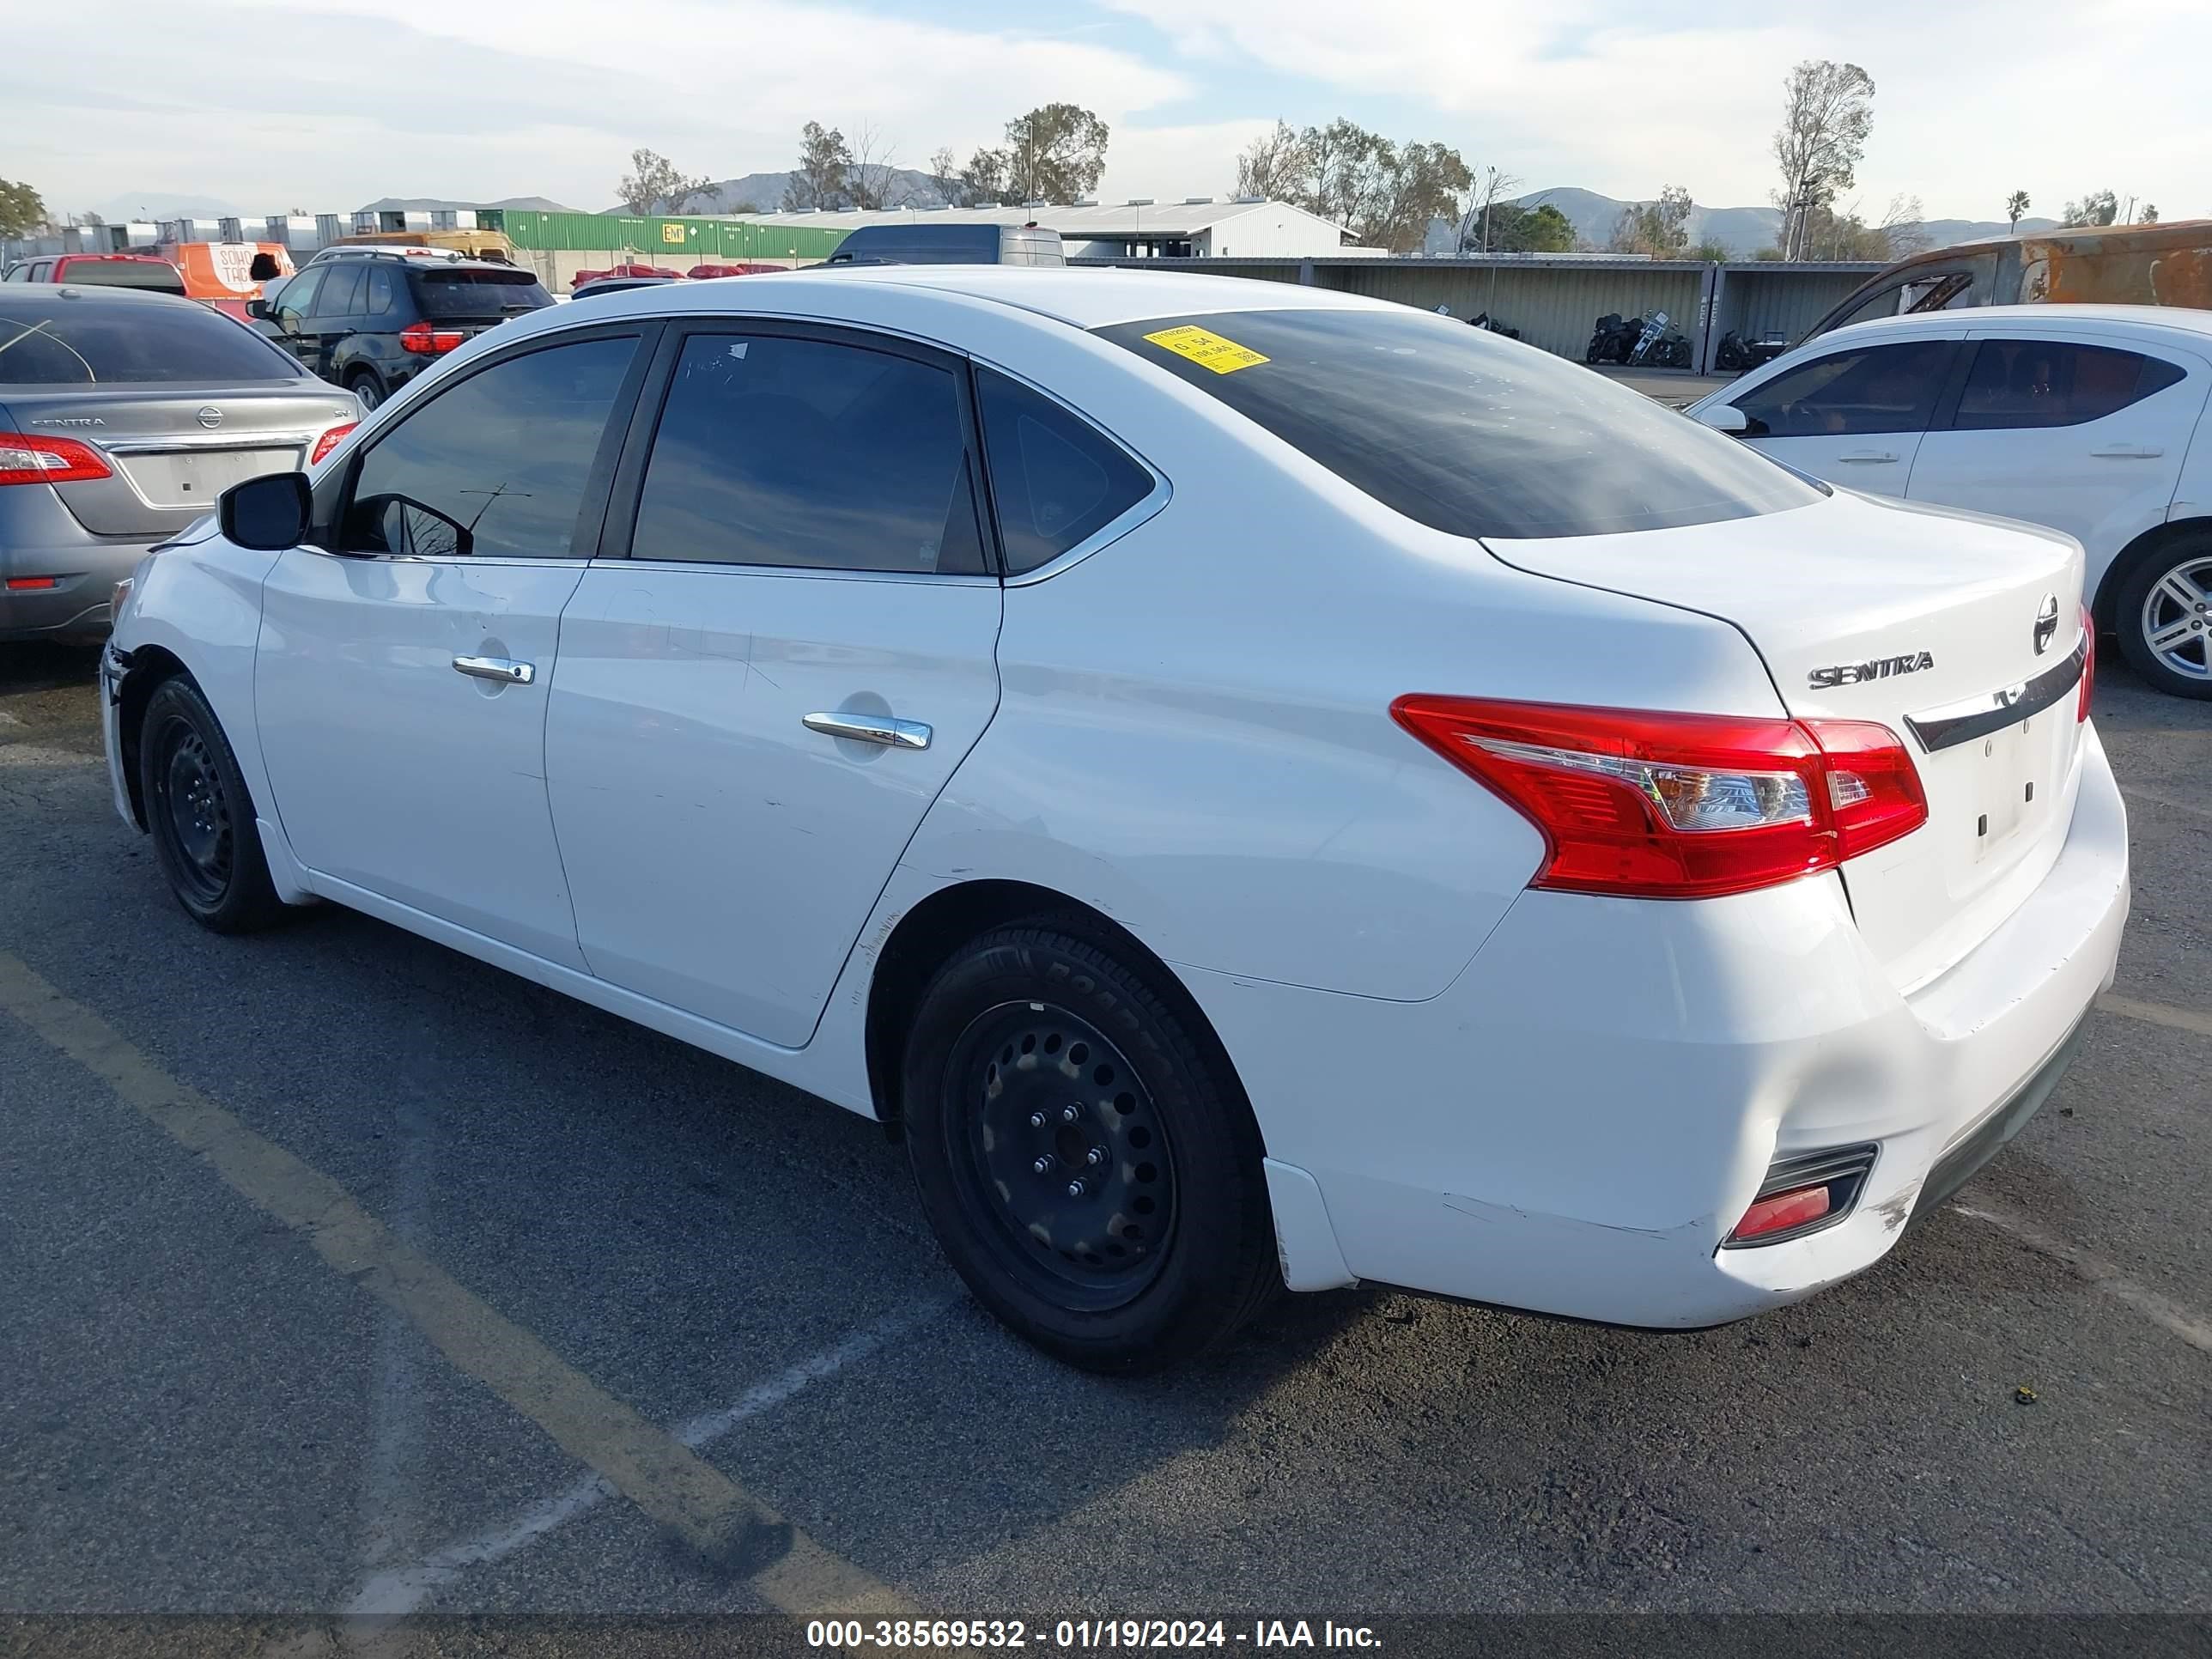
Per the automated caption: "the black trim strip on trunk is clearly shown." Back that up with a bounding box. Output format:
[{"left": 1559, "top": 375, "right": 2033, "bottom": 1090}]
[{"left": 1902, "top": 634, "right": 2088, "bottom": 753}]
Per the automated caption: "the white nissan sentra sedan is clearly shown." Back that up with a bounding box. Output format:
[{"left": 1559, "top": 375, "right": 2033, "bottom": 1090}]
[{"left": 101, "top": 268, "right": 2128, "bottom": 1370}]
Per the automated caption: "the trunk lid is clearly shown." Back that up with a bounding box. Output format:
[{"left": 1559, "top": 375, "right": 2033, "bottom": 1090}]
[
  {"left": 1486, "top": 489, "right": 2090, "bottom": 993},
  {"left": 0, "top": 384, "right": 356, "bottom": 537}
]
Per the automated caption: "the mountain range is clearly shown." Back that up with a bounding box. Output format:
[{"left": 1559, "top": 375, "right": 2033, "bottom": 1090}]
[{"left": 1511, "top": 186, "right": 2059, "bottom": 258}]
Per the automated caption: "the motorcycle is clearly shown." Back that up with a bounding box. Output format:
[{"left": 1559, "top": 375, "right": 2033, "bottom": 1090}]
[
  {"left": 1715, "top": 330, "right": 1750, "bottom": 372},
  {"left": 1626, "top": 309, "right": 1674, "bottom": 366},
  {"left": 1584, "top": 312, "right": 1641, "bottom": 364},
  {"left": 1468, "top": 311, "right": 1520, "bottom": 339}
]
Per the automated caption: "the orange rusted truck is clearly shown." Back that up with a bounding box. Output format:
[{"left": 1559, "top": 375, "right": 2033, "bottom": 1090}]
[{"left": 1803, "top": 220, "right": 2212, "bottom": 342}]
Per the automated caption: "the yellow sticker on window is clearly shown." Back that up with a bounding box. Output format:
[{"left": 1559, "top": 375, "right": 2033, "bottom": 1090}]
[{"left": 1143, "top": 325, "right": 1269, "bottom": 374}]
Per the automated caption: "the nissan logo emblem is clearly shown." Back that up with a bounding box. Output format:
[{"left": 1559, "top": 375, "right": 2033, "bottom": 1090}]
[
  {"left": 2033, "top": 593, "right": 2059, "bottom": 655},
  {"left": 196, "top": 405, "right": 224, "bottom": 429}
]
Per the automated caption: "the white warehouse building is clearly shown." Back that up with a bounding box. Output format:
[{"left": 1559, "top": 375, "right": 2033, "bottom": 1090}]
[{"left": 738, "top": 197, "right": 1376, "bottom": 260}]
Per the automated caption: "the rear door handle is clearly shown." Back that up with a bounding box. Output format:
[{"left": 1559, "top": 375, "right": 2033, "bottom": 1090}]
[
  {"left": 802, "top": 711, "right": 932, "bottom": 750},
  {"left": 1836, "top": 449, "right": 1900, "bottom": 463},
  {"left": 2089, "top": 443, "right": 2164, "bottom": 459},
  {"left": 452, "top": 654, "right": 535, "bottom": 685}
]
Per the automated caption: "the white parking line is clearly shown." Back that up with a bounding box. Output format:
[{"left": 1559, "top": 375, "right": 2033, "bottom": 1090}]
[
  {"left": 1954, "top": 1200, "right": 2212, "bottom": 1355},
  {"left": 2099, "top": 993, "right": 2212, "bottom": 1041},
  {"left": 345, "top": 1295, "right": 959, "bottom": 1617}
]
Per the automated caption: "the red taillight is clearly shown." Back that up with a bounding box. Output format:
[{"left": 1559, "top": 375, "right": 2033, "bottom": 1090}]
[
  {"left": 1729, "top": 1183, "right": 1832, "bottom": 1243},
  {"left": 310, "top": 422, "right": 358, "bottom": 465},
  {"left": 6, "top": 576, "right": 59, "bottom": 590},
  {"left": 2077, "top": 605, "right": 2095, "bottom": 722},
  {"left": 398, "top": 323, "right": 464, "bottom": 355},
  {"left": 0, "top": 432, "right": 112, "bottom": 487},
  {"left": 1389, "top": 696, "right": 1928, "bottom": 900}
]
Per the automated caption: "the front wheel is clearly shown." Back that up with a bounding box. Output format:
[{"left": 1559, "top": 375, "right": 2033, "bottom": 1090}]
[
  {"left": 346, "top": 369, "right": 385, "bottom": 411},
  {"left": 2112, "top": 536, "right": 2212, "bottom": 700},
  {"left": 900, "top": 924, "right": 1278, "bottom": 1372},
  {"left": 139, "top": 675, "right": 286, "bottom": 931}
]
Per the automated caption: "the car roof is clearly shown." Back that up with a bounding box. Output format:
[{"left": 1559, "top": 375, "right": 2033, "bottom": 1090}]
[
  {"left": 0, "top": 283, "right": 204, "bottom": 312},
  {"left": 1816, "top": 302, "right": 2212, "bottom": 347},
  {"left": 529, "top": 264, "right": 1392, "bottom": 332}
]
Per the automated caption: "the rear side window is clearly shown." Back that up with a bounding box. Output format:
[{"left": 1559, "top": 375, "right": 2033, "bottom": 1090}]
[
  {"left": 409, "top": 269, "right": 553, "bottom": 319},
  {"left": 56, "top": 258, "right": 185, "bottom": 295},
  {"left": 341, "top": 336, "right": 637, "bottom": 560},
  {"left": 976, "top": 369, "right": 1153, "bottom": 572},
  {"left": 629, "top": 331, "right": 985, "bottom": 574},
  {"left": 365, "top": 265, "right": 398, "bottom": 317},
  {"left": 0, "top": 300, "right": 302, "bottom": 384},
  {"left": 313, "top": 264, "right": 364, "bottom": 318},
  {"left": 1733, "top": 339, "right": 1957, "bottom": 438},
  {"left": 1950, "top": 338, "right": 2187, "bottom": 430},
  {"left": 1099, "top": 308, "right": 1817, "bottom": 540}
]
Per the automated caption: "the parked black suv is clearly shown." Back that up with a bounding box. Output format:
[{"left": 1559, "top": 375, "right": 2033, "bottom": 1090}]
[{"left": 249, "top": 253, "right": 553, "bottom": 409}]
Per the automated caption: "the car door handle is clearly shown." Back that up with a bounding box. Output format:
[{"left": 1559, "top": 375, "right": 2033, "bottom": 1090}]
[
  {"left": 1836, "top": 449, "right": 1900, "bottom": 463},
  {"left": 452, "top": 654, "right": 535, "bottom": 685},
  {"left": 802, "top": 711, "right": 932, "bottom": 750},
  {"left": 2089, "top": 443, "right": 2164, "bottom": 459}
]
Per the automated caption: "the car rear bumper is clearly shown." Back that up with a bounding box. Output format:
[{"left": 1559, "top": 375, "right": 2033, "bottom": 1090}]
[
  {"left": 1186, "top": 722, "right": 2130, "bottom": 1327},
  {"left": 0, "top": 536, "right": 155, "bottom": 641}
]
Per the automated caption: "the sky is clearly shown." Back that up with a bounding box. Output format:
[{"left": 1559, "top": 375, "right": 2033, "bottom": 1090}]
[{"left": 7, "top": 0, "right": 2208, "bottom": 227}]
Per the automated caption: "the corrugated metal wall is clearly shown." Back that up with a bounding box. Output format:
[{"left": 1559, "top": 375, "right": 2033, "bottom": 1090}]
[
  {"left": 503, "top": 210, "right": 848, "bottom": 261},
  {"left": 1716, "top": 266, "right": 1878, "bottom": 343},
  {"left": 1312, "top": 262, "right": 1705, "bottom": 358}
]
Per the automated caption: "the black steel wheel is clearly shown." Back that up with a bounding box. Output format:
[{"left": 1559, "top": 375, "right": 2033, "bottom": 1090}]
[
  {"left": 138, "top": 675, "right": 286, "bottom": 932},
  {"left": 901, "top": 922, "right": 1278, "bottom": 1372}
]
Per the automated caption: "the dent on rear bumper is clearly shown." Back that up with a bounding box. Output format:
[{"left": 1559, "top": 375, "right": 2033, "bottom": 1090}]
[{"left": 1194, "top": 725, "right": 2129, "bottom": 1328}]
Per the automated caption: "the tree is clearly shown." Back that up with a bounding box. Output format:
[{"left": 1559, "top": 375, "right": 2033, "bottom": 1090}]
[
  {"left": 1000, "top": 103, "right": 1110, "bottom": 204},
  {"left": 784, "top": 123, "right": 853, "bottom": 211},
  {"left": 1770, "top": 59, "right": 1875, "bottom": 259},
  {"left": 845, "top": 122, "right": 911, "bottom": 211},
  {"left": 1455, "top": 164, "right": 1521, "bottom": 252},
  {"left": 1688, "top": 239, "right": 1733, "bottom": 264},
  {"left": 1233, "top": 120, "right": 1312, "bottom": 201},
  {"left": 2061, "top": 188, "right": 2118, "bottom": 228},
  {"left": 1609, "top": 185, "right": 1692, "bottom": 257},
  {"left": 0, "top": 177, "right": 50, "bottom": 239},
  {"left": 927, "top": 147, "right": 963, "bottom": 207},
  {"left": 1299, "top": 118, "right": 1394, "bottom": 234},
  {"left": 1878, "top": 193, "right": 1929, "bottom": 256},
  {"left": 2005, "top": 189, "right": 2031, "bottom": 232},
  {"left": 959, "top": 148, "right": 1006, "bottom": 205},
  {"left": 616, "top": 149, "right": 719, "bottom": 216},
  {"left": 1359, "top": 140, "right": 1470, "bottom": 252},
  {"left": 1488, "top": 201, "right": 1577, "bottom": 253}
]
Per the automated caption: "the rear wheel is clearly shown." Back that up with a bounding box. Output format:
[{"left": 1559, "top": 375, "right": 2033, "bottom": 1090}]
[
  {"left": 2112, "top": 534, "right": 2212, "bottom": 700},
  {"left": 900, "top": 923, "right": 1277, "bottom": 1372},
  {"left": 139, "top": 676, "right": 285, "bottom": 932}
]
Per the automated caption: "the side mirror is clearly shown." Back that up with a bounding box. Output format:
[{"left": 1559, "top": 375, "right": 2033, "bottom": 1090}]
[
  {"left": 220, "top": 471, "right": 312, "bottom": 551},
  {"left": 246, "top": 298, "right": 271, "bottom": 321},
  {"left": 1697, "top": 404, "right": 1751, "bottom": 435}
]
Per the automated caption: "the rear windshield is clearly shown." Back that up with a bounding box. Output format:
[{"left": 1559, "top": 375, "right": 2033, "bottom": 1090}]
[
  {"left": 57, "top": 259, "right": 185, "bottom": 294},
  {"left": 1097, "top": 308, "right": 1820, "bottom": 539},
  {"left": 0, "top": 300, "right": 301, "bottom": 385},
  {"left": 408, "top": 269, "right": 553, "bottom": 319}
]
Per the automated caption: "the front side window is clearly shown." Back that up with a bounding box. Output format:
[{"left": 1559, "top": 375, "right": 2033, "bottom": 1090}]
[
  {"left": 1100, "top": 307, "right": 1817, "bottom": 540},
  {"left": 629, "top": 331, "right": 984, "bottom": 574},
  {"left": 341, "top": 335, "right": 637, "bottom": 560},
  {"left": 1733, "top": 339, "right": 1957, "bottom": 438},
  {"left": 975, "top": 368, "right": 1153, "bottom": 572},
  {"left": 1950, "top": 338, "right": 2186, "bottom": 431},
  {"left": 274, "top": 267, "right": 324, "bottom": 326}
]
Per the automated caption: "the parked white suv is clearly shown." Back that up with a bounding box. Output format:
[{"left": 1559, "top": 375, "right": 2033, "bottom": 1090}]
[
  {"left": 1688, "top": 305, "right": 2212, "bottom": 698},
  {"left": 102, "top": 270, "right": 2127, "bottom": 1370}
]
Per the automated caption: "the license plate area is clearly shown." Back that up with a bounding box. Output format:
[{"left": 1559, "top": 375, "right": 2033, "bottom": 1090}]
[
  {"left": 1968, "top": 714, "right": 2058, "bottom": 862},
  {"left": 117, "top": 446, "right": 301, "bottom": 508}
]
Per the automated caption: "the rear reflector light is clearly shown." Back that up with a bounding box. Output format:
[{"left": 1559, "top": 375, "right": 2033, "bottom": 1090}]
[
  {"left": 1723, "top": 1143, "right": 1879, "bottom": 1248},
  {"left": 310, "top": 422, "right": 358, "bottom": 465},
  {"left": 2077, "top": 605, "right": 2094, "bottom": 722},
  {"left": 0, "top": 432, "right": 113, "bottom": 487},
  {"left": 1390, "top": 696, "right": 1928, "bottom": 899},
  {"left": 6, "top": 576, "right": 59, "bottom": 590},
  {"left": 398, "top": 323, "right": 465, "bottom": 355}
]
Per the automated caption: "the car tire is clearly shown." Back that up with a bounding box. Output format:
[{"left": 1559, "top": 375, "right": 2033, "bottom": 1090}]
[
  {"left": 138, "top": 675, "right": 287, "bottom": 933},
  {"left": 900, "top": 922, "right": 1278, "bottom": 1373},
  {"left": 346, "top": 369, "right": 385, "bottom": 411},
  {"left": 2111, "top": 532, "right": 2212, "bottom": 700}
]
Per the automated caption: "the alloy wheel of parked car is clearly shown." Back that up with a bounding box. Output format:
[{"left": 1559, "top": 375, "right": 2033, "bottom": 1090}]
[
  {"left": 139, "top": 678, "right": 286, "bottom": 933},
  {"left": 2114, "top": 537, "right": 2212, "bottom": 699},
  {"left": 900, "top": 924, "right": 1277, "bottom": 1373}
]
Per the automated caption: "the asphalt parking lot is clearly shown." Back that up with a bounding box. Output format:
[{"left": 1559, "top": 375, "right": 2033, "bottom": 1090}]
[{"left": 3, "top": 632, "right": 2208, "bottom": 1656}]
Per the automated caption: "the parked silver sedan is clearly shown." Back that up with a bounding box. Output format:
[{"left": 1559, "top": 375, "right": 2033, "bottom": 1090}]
[{"left": 1, "top": 285, "right": 359, "bottom": 641}]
